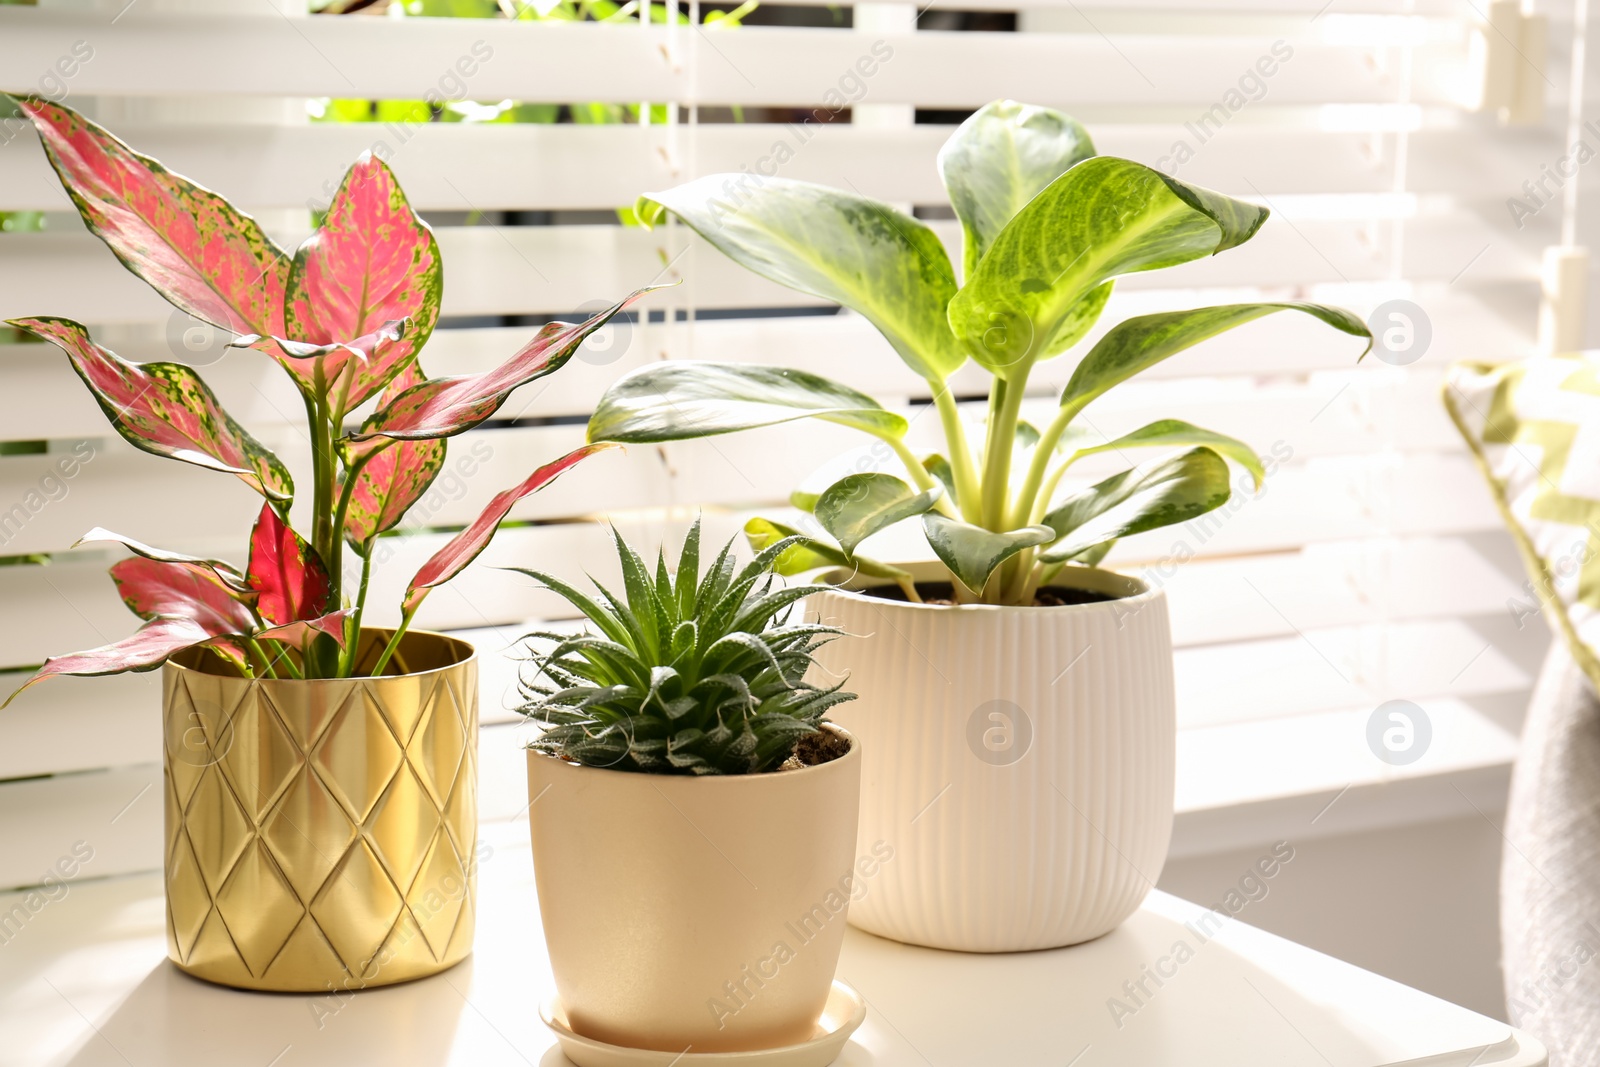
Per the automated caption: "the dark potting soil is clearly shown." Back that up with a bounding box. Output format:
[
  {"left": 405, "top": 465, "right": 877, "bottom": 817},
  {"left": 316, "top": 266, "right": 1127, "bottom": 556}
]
[
  {"left": 780, "top": 729, "right": 851, "bottom": 771},
  {"left": 860, "top": 582, "right": 1116, "bottom": 607}
]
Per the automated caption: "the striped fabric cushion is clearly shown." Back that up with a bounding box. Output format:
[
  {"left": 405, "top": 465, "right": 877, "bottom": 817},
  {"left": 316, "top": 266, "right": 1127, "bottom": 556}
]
[{"left": 1445, "top": 355, "right": 1600, "bottom": 689}]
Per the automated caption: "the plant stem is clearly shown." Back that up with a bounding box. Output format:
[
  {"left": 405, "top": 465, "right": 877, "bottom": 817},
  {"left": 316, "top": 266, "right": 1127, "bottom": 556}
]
[
  {"left": 931, "top": 383, "right": 983, "bottom": 523},
  {"left": 260, "top": 637, "right": 304, "bottom": 679},
  {"left": 371, "top": 610, "right": 415, "bottom": 677},
  {"left": 340, "top": 549, "right": 374, "bottom": 677},
  {"left": 1023, "top": 558, "right": 1061, "bottom": 603},
  {"left": 895, "top": 574, "right": 924, "bottom": 604},
  {"left": 307, "top": 360, "right": 341, "bottom": 609},
  {"left": 309, "top": 366, "right": 329, "bottom": 553},
  {"left": 275, "top": 643, "right": 305, "bottom": 680},
  {"left": 979, "top": 376, "right": 1027, "bottom": 531},
  {"left": 1003, "top": 548, "right": 1038, "bottom": 603},
  {"left": 326, "top": 379, "right": 353, "bottom": 601},
  {"left": 330, "top": 441, "right": 386, "bottom": 583},
  {"left": 1013, "top": 402, "right": 1080, "bottom": 530},
  {"left": 884, "top": 435, "right": 955, "bottom": 515},
  {"left": 1029, "top": 455, "right": 1079, "bottom": 526},
  {"left": 243, "top": 638, "right": 277, "bottom": 679}
]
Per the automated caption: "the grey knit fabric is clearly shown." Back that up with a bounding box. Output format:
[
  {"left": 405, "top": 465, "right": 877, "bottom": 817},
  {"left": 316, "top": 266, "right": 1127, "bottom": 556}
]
[{"left": 1503, "top": 641, "right": 1600, "bottom": 1064}]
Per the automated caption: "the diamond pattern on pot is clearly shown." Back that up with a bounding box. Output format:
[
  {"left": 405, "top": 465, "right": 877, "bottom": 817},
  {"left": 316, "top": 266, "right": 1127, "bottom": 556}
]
[
  {"left": 183, "top": 765, "right": 253, "bottom": 895},
  {"left": 161, "top": 645, "right": 479, "bottom": 991},
  {"left": 311, "top": 687, "right": 405, "bottom": 823},
  {"left": 310, "top": 836, "right": 405, "bottom": 978},
  {"left": 407, "top": 672, "right": 468, "bottom": 809},
  {"left": 214, "top": 839, "right": 304, "bottom": 977},
  {"left": 164, "top": 810, "right": 210, "bottom": 961},
  {"left": 218, "top": 686, "right": 302, "bottom": 821},
  {"left": 368, "top": 763, "right": 443, "bottom": 893},
  {"left": 380, "top": 672, "right": 432, "bottom": 746},
  {"left": 164, "top": 671, "right": 250, "bottom": 809},
  {"left": 405, "top": 829, "right": 470, "bottom": 959},
  {"left": 261, "top": 763, "right": 358, "bottom": 902}
]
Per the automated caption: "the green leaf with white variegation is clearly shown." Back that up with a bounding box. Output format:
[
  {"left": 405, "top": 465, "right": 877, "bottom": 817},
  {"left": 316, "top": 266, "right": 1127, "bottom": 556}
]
[
  {"left": 588, "top": 362, "right": 908, "bottom": 444},
  {"left": 1066, "top": 541, "right": 1115, "bottom": 567},
  {"left": 742, "top": 517, "right": 912, "bottom": 585},
  {"left": 922, "top": 455, "right": 958, "bottom": 504},
  {"left": 921, "top": 513, "right": 1055, "bottom": 596},
  {"left": 1058, "top": 302, "right": 1373, "bottom": 416},
  {"left": 938, "top": 100, "right": 1097, "bottom": 276},
  {"left": 1041, "top": 447, "right": 1232, "bottom": 563},
  {"left": 1042, "top": 280, "right": 1115, "bottom": 358},
  {"left": 948, "top": 158, "right": 1270, "bottom": 377},
  {"left": 1066, "top": 419, "right": 1265, "bottom": 489},
  {"left": 814, "top": 473, "right": 942, "bottom": 556},
  {"left": 636, "top": 175, "right": 966, "bottom": 380}
]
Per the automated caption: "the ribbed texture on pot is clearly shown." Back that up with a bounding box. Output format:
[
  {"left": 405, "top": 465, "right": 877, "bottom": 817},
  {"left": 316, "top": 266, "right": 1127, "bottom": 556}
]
[{"left": 809, "top": 570, "right": 1175, "bottom": 952}]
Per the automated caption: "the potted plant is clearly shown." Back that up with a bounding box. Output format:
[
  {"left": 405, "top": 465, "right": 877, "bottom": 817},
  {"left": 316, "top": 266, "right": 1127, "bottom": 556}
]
[
  {"left": 585, "top": 100, "right": 1374, "bottom": 951},
  {"left": 2, "top": 96, "right": 648, "bottom": 991},
  {"left": 519, "top": 519, "right": 864, "bottom": 1058}
]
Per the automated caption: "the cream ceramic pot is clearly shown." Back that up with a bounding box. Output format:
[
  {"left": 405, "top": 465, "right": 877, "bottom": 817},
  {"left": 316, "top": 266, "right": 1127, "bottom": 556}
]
[
  {"left": 809, "top": 564, "right": 1175, "bottom": 952},
  {"left": 526, "top": 726, "right": 862, "bottom": 1054}
]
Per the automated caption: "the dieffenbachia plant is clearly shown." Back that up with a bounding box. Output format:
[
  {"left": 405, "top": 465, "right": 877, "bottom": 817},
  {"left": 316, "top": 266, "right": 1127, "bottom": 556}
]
[
  {"left": 589, "top": 100, "right": 1374, "bottom": 605},
  {"left": 2, "top": 96, "right": 648, "bottom": 695}
]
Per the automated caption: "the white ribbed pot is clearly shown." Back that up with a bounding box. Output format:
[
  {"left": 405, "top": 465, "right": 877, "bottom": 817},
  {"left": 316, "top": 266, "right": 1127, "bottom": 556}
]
[{"left": 808, "top": 563, "right": 1175, "bottom": 952}]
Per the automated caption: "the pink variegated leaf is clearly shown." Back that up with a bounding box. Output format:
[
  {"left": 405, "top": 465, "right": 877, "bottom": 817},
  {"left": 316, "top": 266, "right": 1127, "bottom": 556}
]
[
  {"left": 8, "top": 317, "right": 293, "bottom": 504},
  {"left": 343, "top": 359, "right": 446, "bottom": 549},
  {"left": 231, "top": 319, "right": 406, "bottom": 400},
  {"left": 2, "top": 616, "right": 218, "bottom": 707},
  {"left": 286, "top": 154, "right": 441, "bottom": 408},
  {"left": 11, "top": 96, "right": 287, "bottom": 337},
  {"left": 110, "top": 556, "right": 259, "bottom": 634},
  {"left": 402, "top": 444, "right": 615, "bottom": 615},
  {"left": 246, "top": 504, "right": 332, "bottom": 625},
  {"left": 347, "top": 287, "right": 660, "bottom": 452},
  {"left": 202, "top": 636, "right": 251, "bottom": 673},
  {"left": 256, "top": 609, "right": 351, "bottom": 650},
  {"left": 77, "top": 527, "right": 250, "bottom": 592}
]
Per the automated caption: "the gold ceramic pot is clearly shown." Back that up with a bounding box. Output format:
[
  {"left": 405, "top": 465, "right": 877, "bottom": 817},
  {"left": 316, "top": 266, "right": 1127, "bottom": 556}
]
[
  {"left": 161, "top": 627, "right": 478, "bottom": 992},
  {"left": 527, "top": 725, "right": 863, "bottom": 1054}
]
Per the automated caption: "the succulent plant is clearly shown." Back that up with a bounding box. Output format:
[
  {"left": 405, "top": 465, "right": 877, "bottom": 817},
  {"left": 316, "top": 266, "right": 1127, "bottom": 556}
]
[{"left": 516, "top": 520, "right": 855, "bottom": 775}]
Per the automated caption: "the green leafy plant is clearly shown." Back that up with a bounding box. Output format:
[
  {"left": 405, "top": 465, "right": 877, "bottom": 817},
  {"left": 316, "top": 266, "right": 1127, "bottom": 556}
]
[
  {"left": 587, "top": 100, "right": 1375, "bottom": 605},
  {"left": 516, "top": 519, "right": 854, "bottom": 775}
]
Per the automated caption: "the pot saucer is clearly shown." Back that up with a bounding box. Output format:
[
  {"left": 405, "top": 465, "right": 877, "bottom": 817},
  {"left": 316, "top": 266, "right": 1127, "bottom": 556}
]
[{"left": 539, "top": 980, "right": 866, "bottom": 1067}]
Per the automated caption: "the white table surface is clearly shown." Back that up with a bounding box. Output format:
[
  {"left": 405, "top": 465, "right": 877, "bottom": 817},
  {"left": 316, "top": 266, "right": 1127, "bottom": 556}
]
[{"left": 0, "top": 818, "right": 1545, "bottom": 1067}]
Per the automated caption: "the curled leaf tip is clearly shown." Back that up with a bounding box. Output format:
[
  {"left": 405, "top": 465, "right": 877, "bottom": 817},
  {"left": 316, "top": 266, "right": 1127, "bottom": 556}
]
[{"left": 633, "top": 196, "right": 667, "bottom": 230}]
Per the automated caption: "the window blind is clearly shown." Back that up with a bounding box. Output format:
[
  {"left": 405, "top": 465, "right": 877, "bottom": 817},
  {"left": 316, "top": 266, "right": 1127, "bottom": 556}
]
[{"left": 0, "top": 0, "right": 1564, "bottom": 889}]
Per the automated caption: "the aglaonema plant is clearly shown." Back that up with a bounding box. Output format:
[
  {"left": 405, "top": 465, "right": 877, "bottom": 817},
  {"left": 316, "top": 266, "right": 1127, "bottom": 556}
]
[
  {"left": 2, "top": 95, "right": 651, "bottom": 697},
  {"left": 589, "top": 100, "right": 1374, "bottom": 605}
]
